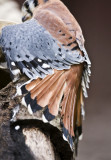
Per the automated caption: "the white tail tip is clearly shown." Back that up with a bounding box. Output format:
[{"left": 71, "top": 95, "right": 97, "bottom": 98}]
[
  {"left": 42, "top": 114, "right": 48, "bottom": 123},
  {"left": 21, "top": 97, "right": 27, "bottom": 107},
  {"left": 79, "top": 134, "right": 83, "bottom": 141},
  {"left": 28, "top": 105, "right": 33, "bottom": 115},
  {"left": 16, "top": 85, "right": 22, "bottom": 96},
  {"left": 63, "top": 134, "right": 68, "bottom": 141}
]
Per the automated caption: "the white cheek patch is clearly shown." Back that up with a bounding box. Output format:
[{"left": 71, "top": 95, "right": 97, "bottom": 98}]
[
  {"left": 29, "top": 1, "right": 35, "bottom": 12},
  {"left": 22, "top": 6, "right": 27, "bottom": 16}
]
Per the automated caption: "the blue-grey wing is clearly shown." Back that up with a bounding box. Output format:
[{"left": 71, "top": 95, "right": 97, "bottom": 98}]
[{"left": 0, "top": 19, "right": 87, "bottom": 79}]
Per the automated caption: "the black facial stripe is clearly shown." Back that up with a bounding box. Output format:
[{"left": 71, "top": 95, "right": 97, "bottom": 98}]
[
  {"left": 33, "top": 0, "right": 38, "bottom": 7},
  {"left": 27, "top": 9, "right": 33, "bottom": 16},
  {"left": 24, "top": 1, "right": 29, "bottom": 9}
]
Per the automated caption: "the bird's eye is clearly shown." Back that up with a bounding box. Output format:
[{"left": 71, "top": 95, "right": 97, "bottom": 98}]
[{"left": 24, "top": 2, "right": 29, "bottom": 8}]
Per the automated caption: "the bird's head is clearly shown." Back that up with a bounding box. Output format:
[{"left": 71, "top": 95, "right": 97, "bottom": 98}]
[
  {"left": 22, "top": 0, "right": 49, "bottom": 22},
  {"left": 22, "top": 0, "right": 38, "bottom": 22}
]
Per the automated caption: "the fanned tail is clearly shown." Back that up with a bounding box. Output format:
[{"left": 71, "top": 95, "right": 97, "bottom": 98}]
[
  {"left": 17, "top": 64, "right": 85, "bottom": 152},
  {"left": 61, "top": 65, "right": 84, "bottom": 151}
]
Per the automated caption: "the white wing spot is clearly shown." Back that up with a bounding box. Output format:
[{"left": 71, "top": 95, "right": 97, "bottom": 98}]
[
  {"left": 42, "top": 63, "right": 50, "bottom": 68},
  {"left": 11, "top": 62, "right": 16, "bottom": 66},
  {"left": 15, "top": 125, "right": 20, "bottom": 130},
  {"left": 38, "top": 59, "right": 42, "bottom": 62},
  {"left": 12, "top": 69, "right": 20, "bottom": 75}
]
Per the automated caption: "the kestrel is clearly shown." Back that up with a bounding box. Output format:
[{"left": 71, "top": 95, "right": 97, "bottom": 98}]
[{"left": 0, "top": 0, "right": 91, "bottom": 151}]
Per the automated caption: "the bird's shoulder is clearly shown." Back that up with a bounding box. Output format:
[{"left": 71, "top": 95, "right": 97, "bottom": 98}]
[{"left": 33, "top": 0, "right": 85, "bottom": 48}]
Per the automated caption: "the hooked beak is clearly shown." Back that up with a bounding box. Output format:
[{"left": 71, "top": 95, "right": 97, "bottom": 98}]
[{"left": 22, "top": 15, "right": 29, "bottom": 22}]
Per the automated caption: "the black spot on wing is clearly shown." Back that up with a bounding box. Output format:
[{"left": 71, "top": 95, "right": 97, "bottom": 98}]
[
  {"left": 17, "top": 55, "right": 20, "bottom": 58},
  {"left": 30, "top": 59, "right": 38, "bottom": 68},
  {"left": 54, "top": 60, "right": 59, "bottom": 63},
  {"left": 71, "top": 46, "right": 79, "bottom": 51},
  {"left": 67, "top": 41, "right": 76, "bottom": 47},
  {"left": 23, "top": 61, "right": 33, "bottom": 69},
  {"left": 16, "top": 61, "right": 34, "bottom": 77},
  {"left": 30, "top": 58, "right": 52, "bottom": 75},
  {"left": 22, "top": 61, "right": 45, "bottom": 77},
  {"left": 25, "top": 55, "right": 30, "bottom": 58},
  {"left": 58, "top": 48, "right": 61, "bottom": 52}
]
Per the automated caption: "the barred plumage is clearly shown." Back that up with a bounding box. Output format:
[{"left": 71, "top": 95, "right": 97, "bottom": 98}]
[{"left": 0, "top": 0, "right": 91, "bottom": 153}]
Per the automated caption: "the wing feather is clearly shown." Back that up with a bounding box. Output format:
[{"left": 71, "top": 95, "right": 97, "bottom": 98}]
[
  {"left": 0, "top": 19, "right": 85, "bottom": 80},
  {"left": 0, "top": 0, "right": 91, "bottom": 151}
]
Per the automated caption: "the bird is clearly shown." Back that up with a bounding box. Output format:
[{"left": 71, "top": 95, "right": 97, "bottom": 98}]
[{"left": 0, "top": 0, "right": 91, "bottom": 153}]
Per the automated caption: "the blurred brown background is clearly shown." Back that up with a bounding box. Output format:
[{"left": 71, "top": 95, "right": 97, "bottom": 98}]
[
  {"left": 64, "top": 1, "right": 111, "bottom": 159},
  {"left": 1, "top": 0, "right": 111, "bottom": 159}
]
